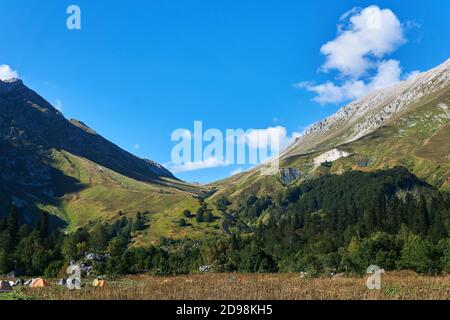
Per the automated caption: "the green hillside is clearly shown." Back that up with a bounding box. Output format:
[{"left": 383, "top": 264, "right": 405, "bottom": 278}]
[
  {"left": 38, "top": 149, "right": 223, "bottom": 244},
  {"left": 0, "top": 78, "right": 226, "bottom": 244},
  {"left": 1, "top": 61, "right": 450, "bottom": 246},
  {"left": 210, "top": 74, "right": 450, "bottom": 210}
]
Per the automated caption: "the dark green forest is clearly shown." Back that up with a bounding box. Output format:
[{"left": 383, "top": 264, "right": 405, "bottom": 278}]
[{"left": 1, "top": 167, "right": 449, "bottom": 277}]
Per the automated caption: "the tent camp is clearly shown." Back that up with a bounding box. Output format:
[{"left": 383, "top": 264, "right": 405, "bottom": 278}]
[
  {"left": 0, "top": 281, "right": 13, "bottom": 292},
  {"left": 15, "top": 278, "right": 25, "bottom": 286},
  {"left": 30, "top": 278, "right": 49, "bottom": 288},
  {"left": 92, "top": 278, "right": 108, "bottom": 287}
]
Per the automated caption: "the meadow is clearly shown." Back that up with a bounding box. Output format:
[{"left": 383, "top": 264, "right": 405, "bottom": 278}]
[{"left": 1, "top": 272, "right": 449, "bottom": 300}]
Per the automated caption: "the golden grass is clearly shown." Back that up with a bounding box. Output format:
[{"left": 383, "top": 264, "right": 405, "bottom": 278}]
[{"left": 13, "top": 272, "right": 450, "bottom": 300}]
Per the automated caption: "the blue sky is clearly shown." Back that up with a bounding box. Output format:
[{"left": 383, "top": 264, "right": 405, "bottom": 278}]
[{"left": 1, "top": 0, "right": 449, "bottom": 183}]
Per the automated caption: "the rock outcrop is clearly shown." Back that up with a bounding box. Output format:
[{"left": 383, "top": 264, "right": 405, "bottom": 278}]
[
  {"left": 313, "top": 149, "right": 350, "bottom": 167},
  {"left": 279, "top": 168, "right": 301, "bottom": 185}
]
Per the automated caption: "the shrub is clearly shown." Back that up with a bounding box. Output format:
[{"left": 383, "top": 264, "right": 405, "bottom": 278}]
[
  {"left": 398, "top": 234, "right": 434, "bottom": 274},
  {"left": 44, "top": 260, "right": 64, "bottom": 278}
]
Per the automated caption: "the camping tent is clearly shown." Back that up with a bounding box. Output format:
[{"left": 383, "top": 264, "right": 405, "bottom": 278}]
[
  {"left": 0, "top": 281, "right": 13, "bottom": 292},
  {"left": 24, "top": 279, "right": 33, "bottom": 286},
  {"left": 30, "top": 278, "right": 49, "bottom": 288},
  {"left": 92, "top": 278, "right": 107, "bottom": 287},
  {"left": 15, "top": 278, "right": 25, "bottom": 286}
]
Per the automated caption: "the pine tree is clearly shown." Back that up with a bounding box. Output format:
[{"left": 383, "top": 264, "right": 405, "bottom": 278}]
[{"left": 39, "top": 212, "right": 49, "bottom": 240}]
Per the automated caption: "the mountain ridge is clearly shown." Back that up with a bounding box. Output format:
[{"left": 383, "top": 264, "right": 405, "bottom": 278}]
[
  {"left": 284, "top": 58, "right": 450, "bottom": 157},
  {"left": 1, "top": 59, "right": 449, "bottom": 244},
  {"left": 0, "top": 78, "right": 175, "bottom": 183},
  {"left": 211, "top": 58, "right": 450, "bottom": 205},
  {"left": 0, "top": 78, "right": 220, "bottom": 243}
]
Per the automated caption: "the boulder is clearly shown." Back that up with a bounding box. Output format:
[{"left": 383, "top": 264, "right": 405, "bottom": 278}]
[{"left": 199, "top": 265, "right": 211, "bottom": 273}]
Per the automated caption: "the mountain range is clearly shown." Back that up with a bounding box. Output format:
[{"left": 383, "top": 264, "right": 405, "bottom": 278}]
[{"left": 1, "top": 58, "right": 449, "bottom": 244}]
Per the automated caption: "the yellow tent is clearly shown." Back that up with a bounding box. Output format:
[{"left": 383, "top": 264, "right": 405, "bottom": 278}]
[
  {"left": 30, "top": 278, "right": 49, "bottom": 288},
  {"left": 92, "top": 278, "right": 107, "bottom": 287}
]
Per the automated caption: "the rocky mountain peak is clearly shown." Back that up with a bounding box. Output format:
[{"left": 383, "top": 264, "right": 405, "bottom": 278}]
[
  {"left": 287, "top": 58, "right": 450, "bottom": 156},
  {"left": 0, "top": 80, "right": 176, "bottom": 183}
]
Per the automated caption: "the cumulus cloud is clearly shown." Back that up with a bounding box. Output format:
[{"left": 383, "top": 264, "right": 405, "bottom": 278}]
[
  {"left": 321, "top": 6, "right": 404, "bottom": 77},
  {"left": 230, "top": 168, "right": 243, "bottom": 176},
  {"left": 170, "top": 157, "right": 229, "bottom": 173},
  {"left": 244, "top": 126, "right": 301, "bottom": 151},
  {"left": 0, "top": 64, "right": 19, "bottom": 81},
  {"left": 299, "top": 59, "right": 403, "bottom": 104},
  {"left": 297, "top": 81, "right": 345, "bottom": 105},
  {"left": 405, "top": 70, "right": 421, "bottom": 81},
  {"left": 169, "top": 126, "right": 301, "bottom": 173},
  {"left": 297, "top": 6, "right": 416, "bottom": 105}
]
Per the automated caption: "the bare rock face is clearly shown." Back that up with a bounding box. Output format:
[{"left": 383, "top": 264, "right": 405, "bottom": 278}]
[
  {"left": 313, "top": 149, "right": 350, "bottom": 167},
  {"left": 279, "top": 168, "right": 301, "bottom": 185}
]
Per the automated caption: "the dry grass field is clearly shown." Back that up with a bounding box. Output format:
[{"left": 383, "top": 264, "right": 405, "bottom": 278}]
[{"left": 2, "top": 272, "right": 449, "bottom": 300}]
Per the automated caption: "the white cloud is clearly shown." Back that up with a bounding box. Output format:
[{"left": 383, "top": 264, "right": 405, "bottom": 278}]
[
  {"left": 0, "top": 64, "right": 19, "bottom": 81},
  {"left": 134, "top": 144, "right": 140, "bottom": 149},
  {"left": 230, "top": 168, "right": 243, "bottom": 176},
  {"left": 169, "top": 126, "right": 301, "bottom": 173},
  {"left": 370, "top": 59, "right": 402, "bottom": 89},
  {"left": 300, "top": 59, "right": 403, "bottom": 104},
  {"left": 244, "top": 126, "right": 301, "bottom": 151},
  {"left": 297, "top": 6, "right": 415, "bottom": 105},
  {"left": 321, "top": 6, "right": 404, "bottom": 77},
  {"left": 245, "top": 126, "right": 286, "bottom": 149},
  {"left": 297, "top": 81, "right": 345, "bottom": 104},
  {"left": 170, "top": 157, "right": 229, "bottom": 173},
  {"left": 405, "top": 70, "right": 421, "bottom": 81},
  {"left": 55, "top": 99, "right": 64, "bottom": 111}
]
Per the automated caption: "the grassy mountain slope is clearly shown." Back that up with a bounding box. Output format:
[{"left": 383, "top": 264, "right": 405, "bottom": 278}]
[
  {"left": 2, "top": 59, "right": 450, "bottom": 244},
  {"left": 210, "top": 60, "right": 450, "bottom": 208},
  {"left": 44, "top": 150, "right": 221, "bottom": 244},
  {"left": 282, "top": 86, "right": 450, "bottom": 187},
  {"left": 0, "top": 79, "right": 223, "bottom": 242}
]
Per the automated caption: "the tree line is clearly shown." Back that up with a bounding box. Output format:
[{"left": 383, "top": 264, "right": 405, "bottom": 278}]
[
  {"left": 223, "top": 167, "right": 450, "bottom": 274},
  {"left": 0, "top": 167, "right": 449, "bottom": 276}
]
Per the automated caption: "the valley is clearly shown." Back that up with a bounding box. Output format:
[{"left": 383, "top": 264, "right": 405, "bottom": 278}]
[{"left": 0, "top": 59, "right": 449, "bottom": 293}]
